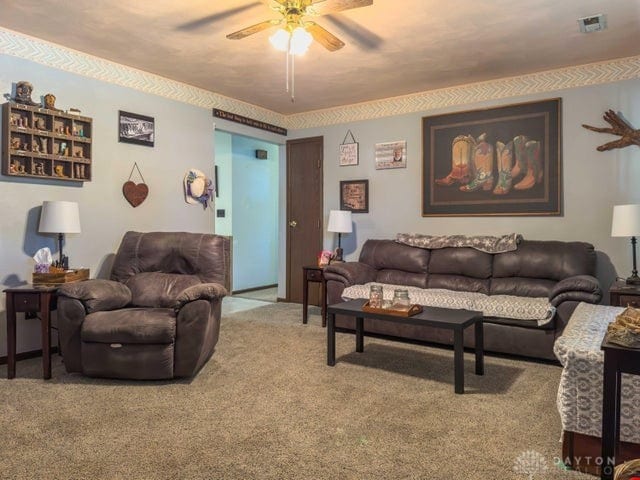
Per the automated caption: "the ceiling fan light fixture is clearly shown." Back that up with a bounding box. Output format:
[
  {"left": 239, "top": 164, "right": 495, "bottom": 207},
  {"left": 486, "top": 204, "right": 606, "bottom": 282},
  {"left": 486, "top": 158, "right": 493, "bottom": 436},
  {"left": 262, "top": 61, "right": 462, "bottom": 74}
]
[
  {"left": 269, "top": 28, "right": 290, "bottom": 52},
  {"left": 290, "top": 26, "right": 313, "bottom": 55}
]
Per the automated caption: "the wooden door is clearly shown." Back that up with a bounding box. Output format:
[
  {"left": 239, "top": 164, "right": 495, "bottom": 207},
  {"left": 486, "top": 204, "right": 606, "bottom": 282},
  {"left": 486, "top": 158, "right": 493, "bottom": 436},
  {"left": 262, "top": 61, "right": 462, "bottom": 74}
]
[{"left": 286, "top": 136, "right": 323, "bottom": 304}]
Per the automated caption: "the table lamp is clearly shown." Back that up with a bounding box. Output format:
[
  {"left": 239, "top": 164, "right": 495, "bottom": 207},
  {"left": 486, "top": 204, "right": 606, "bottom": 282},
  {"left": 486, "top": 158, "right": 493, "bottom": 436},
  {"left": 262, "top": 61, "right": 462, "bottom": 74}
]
[
  {"left": 38, "top": 201, "right": 81, "bottom": 269},
  {"left": 327, "top": 210, "right": 352, "bottom": 262},
  {"left": 612, "top": 204, "right": 640, "bottom": 284}
]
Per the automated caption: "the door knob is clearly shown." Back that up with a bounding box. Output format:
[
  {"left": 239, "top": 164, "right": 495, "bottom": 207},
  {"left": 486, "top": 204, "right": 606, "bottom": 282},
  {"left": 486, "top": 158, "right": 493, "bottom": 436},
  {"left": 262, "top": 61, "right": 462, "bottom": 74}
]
[{"left": 289, "top": 220, "right": 297, "bottom": 227}]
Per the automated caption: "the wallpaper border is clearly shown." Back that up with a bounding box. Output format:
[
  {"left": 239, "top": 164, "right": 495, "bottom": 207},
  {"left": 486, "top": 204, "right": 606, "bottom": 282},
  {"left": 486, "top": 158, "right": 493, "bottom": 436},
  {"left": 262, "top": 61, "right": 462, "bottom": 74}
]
[{"left": 2, "top": 27, "right": 639, "bottom": 131}]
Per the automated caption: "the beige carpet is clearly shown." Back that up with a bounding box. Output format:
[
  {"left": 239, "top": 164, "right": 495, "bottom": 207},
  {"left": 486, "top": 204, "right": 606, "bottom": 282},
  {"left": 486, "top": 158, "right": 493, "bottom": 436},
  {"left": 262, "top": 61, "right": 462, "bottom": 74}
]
[{"left": 0, "top": 303, "right": 592, "bottom": 480}]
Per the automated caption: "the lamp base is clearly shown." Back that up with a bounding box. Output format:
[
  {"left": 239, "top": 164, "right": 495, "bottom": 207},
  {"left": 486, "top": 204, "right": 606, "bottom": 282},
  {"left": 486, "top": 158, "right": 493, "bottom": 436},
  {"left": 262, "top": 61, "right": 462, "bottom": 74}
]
[
  {"left": 626, "top": 274, "right": 640, "bottom": 285},
  {"left": 333, "top": 247, "right": 344, "bottom": 262}
]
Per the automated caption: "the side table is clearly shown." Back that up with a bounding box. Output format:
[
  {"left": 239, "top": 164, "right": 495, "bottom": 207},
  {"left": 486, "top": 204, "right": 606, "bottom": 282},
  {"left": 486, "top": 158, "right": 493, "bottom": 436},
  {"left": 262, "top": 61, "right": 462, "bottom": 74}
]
[
  {"left": 609, "top": 281, "right": 640, "bottom": 307},
  {"left": 600, "top": 338, "right": 640, "bottom": 479},
  {"left": 302, "top": 265, "right": 326, "bottom": 327},
  {"left": 4, "top": 285, "right": 58, "bottom": 379}
]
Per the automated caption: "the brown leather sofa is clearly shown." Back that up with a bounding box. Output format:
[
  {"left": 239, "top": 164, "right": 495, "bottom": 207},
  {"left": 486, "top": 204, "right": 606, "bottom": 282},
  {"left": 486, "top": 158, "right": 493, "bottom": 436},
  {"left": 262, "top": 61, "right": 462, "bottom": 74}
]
[
  {"left": 56, "top": 231, "right": 231, "bottom": 379},
  {"left": 324, "top": 239, "right": 602, "bottom": 360}
]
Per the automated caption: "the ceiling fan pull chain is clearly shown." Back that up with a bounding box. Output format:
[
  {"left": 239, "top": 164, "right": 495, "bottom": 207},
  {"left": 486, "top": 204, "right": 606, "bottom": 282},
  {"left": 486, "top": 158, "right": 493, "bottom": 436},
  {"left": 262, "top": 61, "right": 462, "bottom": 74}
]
[
  {"left": 286, "top": 36, "right": 291, "bottom": 93},
  {"left": 291, "top": 53, "right": 295, "bottom": 102}
]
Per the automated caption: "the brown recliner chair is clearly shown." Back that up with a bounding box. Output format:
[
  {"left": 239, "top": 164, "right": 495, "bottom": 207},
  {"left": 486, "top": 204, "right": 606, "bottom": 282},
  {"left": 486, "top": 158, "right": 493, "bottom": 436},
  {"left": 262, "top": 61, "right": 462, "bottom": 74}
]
[{"left": 56, "top": 231, "right": 231, "bottom": 380}]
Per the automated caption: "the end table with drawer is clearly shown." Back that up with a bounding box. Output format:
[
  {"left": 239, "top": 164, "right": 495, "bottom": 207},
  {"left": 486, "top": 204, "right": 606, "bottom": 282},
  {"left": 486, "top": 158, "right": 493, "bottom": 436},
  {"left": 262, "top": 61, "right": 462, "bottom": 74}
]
[
  {"left": 609, "top": 281, "right": 640, "bottom": 308},
  {"left": 3, "top": 285, "right": 58, "bottom": 379},
  {"left": 302, "top": 265, "right": 327, "bottom": 327}
]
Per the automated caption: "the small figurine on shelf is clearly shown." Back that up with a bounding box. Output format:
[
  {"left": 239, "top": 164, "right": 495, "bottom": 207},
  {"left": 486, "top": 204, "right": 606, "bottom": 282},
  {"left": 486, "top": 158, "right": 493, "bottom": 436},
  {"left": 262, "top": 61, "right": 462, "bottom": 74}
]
[
  {"left": 43, "top": 93, "right": 63, "bottom": 112},
  {"left": 39, "top": 137, "right": 48, "bottom": 154},
  {"left": 59, "top": 142, "right": 67, "bottom": 156},
  {"left": 54, "top": 165, "right": 66, "bottom": 177},
  {"left": 65, "top": 126, "right": 71, "bottom": 136},
  {"left": 35, "top": 117, "right": 46, "bottom": 130},
  {"left": 21, "top": 142, "right": 29, "bottom": 151},
  {"left": 32, "top": 142, "right": 40, "bottom": 153},
  {"left": 12, "top": 81, "right": 40, "bottom": 106},
  {"left": 34, "top": 162, "right": 45, "bottom": 176},
  {"left": 10, "top": 160, "right": 25, "bottom": 174},
  {"left": 10, "top": 137, "right": 20, "bottom": 150},
  {"left": 74, "top": 149, "right": 83, "bottom": 158}
]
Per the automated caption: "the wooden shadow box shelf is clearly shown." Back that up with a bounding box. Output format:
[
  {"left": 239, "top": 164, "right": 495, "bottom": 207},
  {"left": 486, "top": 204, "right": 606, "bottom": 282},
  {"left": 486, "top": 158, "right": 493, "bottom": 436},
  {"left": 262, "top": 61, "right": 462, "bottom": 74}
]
[{"left": 2, "top": 102, "right": 92, "bottom": 182}]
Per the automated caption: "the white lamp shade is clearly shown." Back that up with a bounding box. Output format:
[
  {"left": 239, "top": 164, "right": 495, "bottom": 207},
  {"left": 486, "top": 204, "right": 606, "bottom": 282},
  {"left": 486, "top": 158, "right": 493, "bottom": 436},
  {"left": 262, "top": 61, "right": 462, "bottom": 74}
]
[
  {"left": 612, "top": 204, "right": 640, "bottom": 237},
  {"left": 39, "top": 201, "right": 81, "bottom": 234},
  {"left": 327, "top": 210, "right": 352, "bottom": 234}
]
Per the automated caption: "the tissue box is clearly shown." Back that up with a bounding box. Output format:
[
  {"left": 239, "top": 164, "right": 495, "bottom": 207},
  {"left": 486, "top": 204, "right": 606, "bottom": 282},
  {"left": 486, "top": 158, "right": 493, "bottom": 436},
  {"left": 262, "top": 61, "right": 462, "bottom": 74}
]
[{"left": 32, "top": 268, "right": 90, "bottom": 285}]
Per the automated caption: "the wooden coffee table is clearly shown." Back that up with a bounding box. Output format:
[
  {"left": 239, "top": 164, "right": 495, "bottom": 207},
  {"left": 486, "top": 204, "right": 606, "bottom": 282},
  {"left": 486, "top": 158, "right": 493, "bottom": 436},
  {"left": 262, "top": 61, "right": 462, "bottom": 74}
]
[{"left": 326, "top": 298, "right": 484, "bottom": 394}]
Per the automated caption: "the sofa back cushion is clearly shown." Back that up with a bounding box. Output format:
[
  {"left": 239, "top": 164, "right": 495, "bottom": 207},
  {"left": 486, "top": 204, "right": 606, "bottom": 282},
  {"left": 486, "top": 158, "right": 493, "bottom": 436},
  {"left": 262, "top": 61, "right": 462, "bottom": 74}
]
[
  {"left": 426, "top": 248, "right": 492, "bottom": 294},
  {"left": 359, "top": 240, "right": 430, "bottom": 273},
  {"left": 125, "top": 272, "right": 201, "bottom": 308},
  {"left": 490, "top": 240, "right": 596, "bottom": 296}
]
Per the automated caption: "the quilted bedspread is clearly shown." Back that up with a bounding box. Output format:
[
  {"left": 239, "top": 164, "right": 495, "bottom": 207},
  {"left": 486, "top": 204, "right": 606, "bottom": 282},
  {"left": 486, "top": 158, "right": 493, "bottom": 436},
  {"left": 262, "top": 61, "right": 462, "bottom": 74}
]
[{"left": 554, "top": 302, "right": 640, "bottom": 443}]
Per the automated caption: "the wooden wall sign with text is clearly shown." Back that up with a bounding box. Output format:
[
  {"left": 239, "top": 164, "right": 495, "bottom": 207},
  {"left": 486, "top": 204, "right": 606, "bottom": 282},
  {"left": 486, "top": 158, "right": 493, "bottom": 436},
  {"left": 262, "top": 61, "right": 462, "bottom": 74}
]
[{"left": 213, "top": 109, "right": 287, "bottom": 136}]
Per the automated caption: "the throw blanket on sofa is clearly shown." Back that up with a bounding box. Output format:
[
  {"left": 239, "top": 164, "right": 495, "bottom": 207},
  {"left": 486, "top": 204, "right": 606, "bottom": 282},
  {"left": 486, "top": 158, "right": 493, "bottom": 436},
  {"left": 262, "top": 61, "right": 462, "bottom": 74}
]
[
  {"left": 342, "top": 283, "right": 555, "bottom": 325},
  {"left": 554, "top": 302, "right": 640, "bottom": 443},
  {"left": 395, "top": 233, "right": 522, "bottom": 254}
]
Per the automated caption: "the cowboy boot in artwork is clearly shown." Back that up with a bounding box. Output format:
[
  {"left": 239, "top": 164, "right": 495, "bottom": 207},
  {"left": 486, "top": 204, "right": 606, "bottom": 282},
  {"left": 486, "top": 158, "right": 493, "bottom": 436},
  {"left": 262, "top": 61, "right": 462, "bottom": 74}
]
[
  {"left": 435, "top": 134, "right": 475, "bottom": 186},
  {"left": 514, "top": 140, "right": 541, "bottom": 190},
  {"left": 492, "top": 140, "right": 514, "bottom": 195},
  {"left": 510, "top": 135, "right": 528, "bottom": 180},
  {"left": 460, "top": 133, "right": 494, "bottom": 192}
]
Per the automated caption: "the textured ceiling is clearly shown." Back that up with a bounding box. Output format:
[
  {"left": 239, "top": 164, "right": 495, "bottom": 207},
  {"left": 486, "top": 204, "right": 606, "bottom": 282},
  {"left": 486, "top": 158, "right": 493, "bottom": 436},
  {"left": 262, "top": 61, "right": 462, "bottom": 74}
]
[{"left": 0, "top": 0, "right": 638, "bottom": 115}]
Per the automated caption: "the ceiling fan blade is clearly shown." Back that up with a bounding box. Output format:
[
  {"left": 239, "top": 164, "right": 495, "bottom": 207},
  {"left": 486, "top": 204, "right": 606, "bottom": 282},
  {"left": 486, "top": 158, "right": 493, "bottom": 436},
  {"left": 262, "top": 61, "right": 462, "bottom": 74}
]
[
  {"left": 226, "top": 20, "right": 281, "bottom": 40},
  {"left": 305, "top": 22, "right": 345, "bottom": 51},
  {"left": 177, "top": 2, "right": 262, "bottom": 31},
  {"left": 324, "top": 14, "right": 382, "bottom": 50},
  {"left": 309, "top": 0, "right": 373, "bottom": 16}
]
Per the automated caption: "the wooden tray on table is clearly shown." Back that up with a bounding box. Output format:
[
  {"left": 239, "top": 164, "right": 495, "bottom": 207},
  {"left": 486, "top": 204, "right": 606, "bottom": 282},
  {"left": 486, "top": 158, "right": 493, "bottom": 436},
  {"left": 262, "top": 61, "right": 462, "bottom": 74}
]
[
  {"left": 33, "top": 268, "right": 89, "bottom": 285},
  {"left": 361, "top": 301, "right": 423, "bottom": 317}
]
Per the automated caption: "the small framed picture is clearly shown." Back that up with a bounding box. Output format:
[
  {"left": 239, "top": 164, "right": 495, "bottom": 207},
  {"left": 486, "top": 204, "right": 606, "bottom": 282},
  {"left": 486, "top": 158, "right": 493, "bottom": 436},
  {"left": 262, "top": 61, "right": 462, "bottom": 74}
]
[
  {"left": 317, "top": 250, "right": 333, "bottom": 266},
  {"left": 119, "top": 110, "right": 155, "bottom": 147},
  {"left": 375, "top": 140, "right": 406, "bottom": 169},
  {"left": 339, "top": 142, "right": 359, "bottom": 166},
  {"left": 340, "top": 179, "right": 369, "bottom": 213}
]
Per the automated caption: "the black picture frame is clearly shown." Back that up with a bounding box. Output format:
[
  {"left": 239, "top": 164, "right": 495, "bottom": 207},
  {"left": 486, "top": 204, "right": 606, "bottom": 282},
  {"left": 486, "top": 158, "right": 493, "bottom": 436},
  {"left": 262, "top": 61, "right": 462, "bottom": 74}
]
[
  {"left": 119, "top": 110, "right": 155, "bottom": 147},
  {"left": 422, "top": 98, "right": 562, "bottom": 216},
  {"left": 340, "top": 179, "right": 369, "bottom": 213}
]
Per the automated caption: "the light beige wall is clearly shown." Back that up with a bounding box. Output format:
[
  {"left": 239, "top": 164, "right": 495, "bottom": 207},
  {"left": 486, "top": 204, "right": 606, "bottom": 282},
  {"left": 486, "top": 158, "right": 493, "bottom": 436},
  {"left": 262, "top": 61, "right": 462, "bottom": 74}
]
[
  {"left": 289, "top": 78, "right": 640, "bottom": 295},
  {"left": 0, "top": 54, "right": 215, "bottom": 356}
]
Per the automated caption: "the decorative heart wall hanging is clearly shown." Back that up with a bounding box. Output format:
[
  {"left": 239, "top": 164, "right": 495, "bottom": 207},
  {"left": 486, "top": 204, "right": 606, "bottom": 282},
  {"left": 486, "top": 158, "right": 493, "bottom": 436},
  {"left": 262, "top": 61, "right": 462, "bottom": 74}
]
[{"left": 122, "top": 162, "right": 148, "bottom": 207}]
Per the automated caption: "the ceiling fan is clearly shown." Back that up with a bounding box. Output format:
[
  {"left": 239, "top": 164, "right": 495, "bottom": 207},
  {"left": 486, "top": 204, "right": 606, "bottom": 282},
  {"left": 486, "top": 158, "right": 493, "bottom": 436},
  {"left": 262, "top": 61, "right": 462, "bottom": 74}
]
[{"left": 226, "top": 0, "right": 373, "bottom": 52}]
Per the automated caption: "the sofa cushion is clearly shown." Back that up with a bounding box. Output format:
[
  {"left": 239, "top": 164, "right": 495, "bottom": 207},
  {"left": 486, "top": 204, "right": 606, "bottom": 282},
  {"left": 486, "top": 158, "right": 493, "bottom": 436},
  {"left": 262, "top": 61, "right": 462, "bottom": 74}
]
[
  {"left": 81, "top": 308, "right": 176, "bottom": 344},
  {"left": 125, "top": 272, "right": 201, "bottom": 308},
  {"left": 376, "top": 270, "right": 428, "bottom": 289},
  {"left": 428, "top": 247, "right": 493, "bottom": 278},
  {"left": 492, "top": 240, "right": 596, "bottom": 281},
  {"left": 489, "top": 277, "right": 556, "bottom": 297},
  {"left": 359, "top": 240, "right": 430, "bottom": 274},
  {"left": 427, "top": 275, "right": 490, "bottom": 294}
]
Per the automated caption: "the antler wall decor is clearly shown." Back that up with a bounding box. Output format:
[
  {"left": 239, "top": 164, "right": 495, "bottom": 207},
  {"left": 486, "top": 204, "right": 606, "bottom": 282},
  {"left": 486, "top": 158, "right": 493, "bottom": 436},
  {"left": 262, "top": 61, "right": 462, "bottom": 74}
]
[{"left": 582, "top": 110, "right": 640, "bottom": 151}]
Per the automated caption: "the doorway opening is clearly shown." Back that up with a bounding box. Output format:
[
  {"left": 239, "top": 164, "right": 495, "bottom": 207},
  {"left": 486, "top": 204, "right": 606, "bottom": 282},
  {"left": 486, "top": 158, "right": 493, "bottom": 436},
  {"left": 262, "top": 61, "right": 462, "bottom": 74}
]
[{"left": 214, "top": 130, "right": 280, "bottom": 303}]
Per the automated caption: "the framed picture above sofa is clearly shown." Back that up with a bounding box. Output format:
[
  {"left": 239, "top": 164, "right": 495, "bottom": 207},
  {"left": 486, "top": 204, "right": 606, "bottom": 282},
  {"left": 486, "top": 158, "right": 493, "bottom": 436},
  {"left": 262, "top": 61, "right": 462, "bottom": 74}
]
[{"left": 422, "top": 98, "right": 562, "bottom": 216}]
